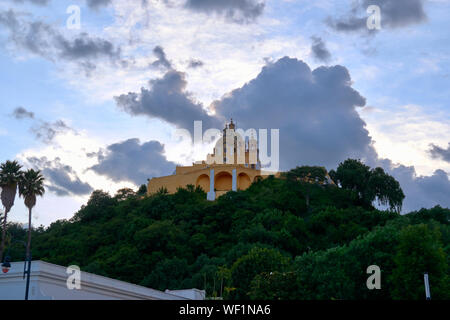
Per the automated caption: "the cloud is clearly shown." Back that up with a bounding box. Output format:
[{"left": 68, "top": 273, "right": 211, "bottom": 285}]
[
  {"left": 26, "top": 156, "right": 93, "bottom": 196},
  {"left": 327, "top": 0, "right": 427, "bottom": 33},
  {"left": 379, "top": 159, "right": 450, "bottom": 212},
  {"left": 31, "top": 120, "right": 76, "bottom": 144},
  {"left": 11, "top": 0, "right": 50, "bottom": 5},
  {"left": 212, "top": 57, "right": 371, "bottom": 170},
  {"left": 56, "top": 33, "right": 122, "bottom": 62},
  {"left": 86, "top": 0, "right": 111, "bottom": 9},
  {"left": 429, "top": 142, "right": 450, "bottom": 163},
  {"left": 11, "top": 106, "right": 34, "bottom": 119},
  {"left": 188, "top": 58, "right": 204, "bottom": 69},
  {"left": 151, "top": 45, "right": 172, "bottom": 69},
  {"left": 9, "top": 0, "right": 112, "bottom": 9},
  {"left": 89, "top": 138, "right": 177, "bottom": 185},
  {"left": 115, "top": 69, "right": 222, "bottom": 130},
  {"left": 0, "top": 9, "right": 127, "bottom": 74},
  {"left": 185, "top": 0, "right": 265, "bottom": 23},
  {"left": 310, "top": 36, "right": 331, "bottom": 63},
  {"left": 11, "top": 107, "right": 76, "bottom": 144},
  {"left": 116, "top": 57, "right": 372, "bottom": 171}
]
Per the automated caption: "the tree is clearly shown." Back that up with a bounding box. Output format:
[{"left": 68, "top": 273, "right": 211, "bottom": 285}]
[
  {"left": 87, "top": 190, "right": 113, "bottom": 207},
  {"left": 137, "top": 184, "right": 147, "bottom": 196},
  {"left": 114, "top": 188, "right": 136, "bottom": 201},
  {"left": 0, "top": 160, "right": 22, "bottom": 262},
  {"left": 1, "top": 163, "right": 446, "bottom": 301},
  {"left": 333, "top": 159, "right": 371, "bottom": 198},
  {"left": 249, "top": 271, "right": 297, "bottom": 300},
  {"left": 230, "top": 247, "right": 290, "bottom": 299},
  {"left": 283, "top": 166, "right": 328, "bottom": 208},
  {"left": 18, "top": 169, "right": 45, "bottom": 266},
  {"left": 333, "top": 159, "right": 404, "bottom": 212},
  {"left": 368, "top": 167, "right": 404, "bottom": 213},
  {"left": 284, "top": 166, "right": 328, "bottom": 184},
  {"left": 391, "top": 224, "right": 449, "bottom": 299}
]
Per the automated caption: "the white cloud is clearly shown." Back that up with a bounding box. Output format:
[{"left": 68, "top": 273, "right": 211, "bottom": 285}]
[
  {"left": 361, "top": 104, "right": 450, "bottom": 176},
  {"left": 14, "top": 130, "right": 137, "bottom": 224},
  {"left": 51, "top": 0, "right": 310, "bottom": 106}
]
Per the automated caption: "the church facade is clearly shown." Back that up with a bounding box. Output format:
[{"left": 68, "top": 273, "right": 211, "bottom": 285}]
[{"left": 147, "top": 120, "right": 270, "bottom": 200}]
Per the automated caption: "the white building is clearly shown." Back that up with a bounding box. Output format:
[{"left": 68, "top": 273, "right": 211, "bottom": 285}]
[{"left": 0, "top": 260, "right": 205, "bottom": 300}]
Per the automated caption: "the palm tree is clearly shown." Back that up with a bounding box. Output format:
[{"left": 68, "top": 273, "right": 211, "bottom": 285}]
[
  {"left": 18, "top": 169, "right": 45, "bottom": 266},
  {"left": 0, "top": 160, "right": 23, "bottom": 262}
]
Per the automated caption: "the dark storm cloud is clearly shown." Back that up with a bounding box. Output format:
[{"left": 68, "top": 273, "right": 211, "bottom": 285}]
[
  {"left": 116, "top": 56, "right": 372, "bottom": 171},
  {"left": 27, "top": 156, "right": 93, "bottom": 196},
  {"left": 429, "top": 143, "right": 450, "bottom": 163},
  {"left": 376, "top": 159, "right": 450, "bottom": 212},
  {"left": 12, "top": 107, "right": 35, "bottom": 119},
  {"left": 311, "top": 36, "right": 331, "bottom": 63},
  {"left": 328, "top": 0, "right": 427, "bottom": 33},
  {"left": 115, "top": 69, "right": 222, "bottom": 130},
  {"left": 89, "top": 139, "right": 176, "bottom": 185},
  {"left": 188, "top": 59, "right": 204, "bottom": 68},
  {"left": 212, "top": 57, "right": 371, "bottom": 171},
  {"left": 185, "top": 0, "right": 265, "bottom": 23},
  {"left": 151, "top": 46, "right": 172, "bottom": 69},
  {"left": 0, "top": 9, "right": 127, "bottom": 74}
]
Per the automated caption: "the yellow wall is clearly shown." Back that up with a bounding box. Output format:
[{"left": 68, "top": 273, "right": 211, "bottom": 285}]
[{"left": 147, "top": 164, "right": 267, "bottom": 198}]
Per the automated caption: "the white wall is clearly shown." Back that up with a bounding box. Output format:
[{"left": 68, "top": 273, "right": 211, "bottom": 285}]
[{"left": 0, "top": 261, "right": 204, "bottom": 300}]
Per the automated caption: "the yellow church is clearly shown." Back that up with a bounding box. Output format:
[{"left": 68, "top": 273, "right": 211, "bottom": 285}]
[{"left": 147, "top": 120, "right": 271, "bottom": 200}]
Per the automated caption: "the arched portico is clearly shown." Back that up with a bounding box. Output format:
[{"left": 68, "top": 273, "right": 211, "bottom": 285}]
[
  {"left": 238, "top": 173, "right": 251, "bottom": 190},
  {"left": 215, "top": 171, "right": 232, "bottom": 191},
  {"left": 196, "top": 174, "right": 210, "bottom": 192}
]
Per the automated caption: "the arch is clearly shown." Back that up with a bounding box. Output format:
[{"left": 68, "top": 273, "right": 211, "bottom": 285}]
[
  {"left": 215, "top": 171, "right": 232, "bottom": 191},
  {"left": 254, "top": 175, "right": 263, "bottom": 183},
  {"left": 196, "top": 174, "right": 210, "bottom": 192},
  {"left": 238, "top": 172, "right": 251, "bottom": 190}
]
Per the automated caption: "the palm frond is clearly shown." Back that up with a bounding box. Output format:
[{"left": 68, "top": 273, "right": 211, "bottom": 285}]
[
  {"left": 19, "top": 169, "right": 46, "bottom": 200},
  {"left": 0, "top": 160, "right": 23, "bottom": 186}
]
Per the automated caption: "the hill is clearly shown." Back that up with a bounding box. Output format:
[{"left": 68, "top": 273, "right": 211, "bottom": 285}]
[{"left": 4, "top": 160, "right": 450, "bottom": 300}]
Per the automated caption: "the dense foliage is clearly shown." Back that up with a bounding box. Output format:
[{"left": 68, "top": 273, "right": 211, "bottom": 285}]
[
  {"left": 3, "top": 161, "right": 449, "bottom": 300},
  {"left": 329, "top": 159, "right": 405, "bottom": 213}
]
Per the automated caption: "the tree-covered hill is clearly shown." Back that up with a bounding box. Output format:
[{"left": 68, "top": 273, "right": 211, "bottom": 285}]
[{"left": 4, "top": 160, "right": 450, "bottom": 300}]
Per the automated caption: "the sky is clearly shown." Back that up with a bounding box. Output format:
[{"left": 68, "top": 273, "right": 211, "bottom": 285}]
[{"left": 0, "top": 0, "right": 449, "bottom": 227}]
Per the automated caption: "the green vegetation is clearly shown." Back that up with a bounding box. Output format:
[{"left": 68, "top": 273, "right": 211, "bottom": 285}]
[
  {"left": 1, "top": 161, "right": 45, "bottom": 265},
  {"left": 329, "top": 159, "right": 405, "bottom": 213},
  {"left": 0, "top": 160, "right": 23, "bottom": 261},
  {"left": 2, "top": 159, "right": 449, "bottom": 300}
]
